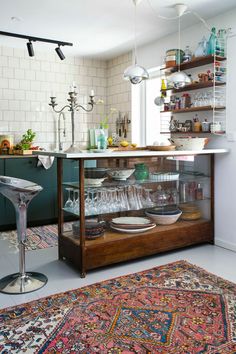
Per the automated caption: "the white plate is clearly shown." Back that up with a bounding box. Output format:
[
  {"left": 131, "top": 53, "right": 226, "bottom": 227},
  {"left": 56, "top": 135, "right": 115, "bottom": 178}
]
[
  {"left": 111, "top": 224, "right": 156, "bottom": 233},
  {"left": 112, "top": 216, "right": 152, "bottom": 225}
]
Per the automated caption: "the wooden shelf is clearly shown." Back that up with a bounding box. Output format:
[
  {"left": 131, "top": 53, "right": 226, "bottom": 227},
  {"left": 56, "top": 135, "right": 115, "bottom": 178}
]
[
  {"left": 161, "top": 131, "right": 210, "bottom": 135},
  {"left": 161, "top": 55, "right": 226, "bottom": 72},
  {"left": 60, "top": 218, "right": 213, "bottom": 270},
  {"left": 160, "top": 105, "right": 225, "bottom": 114},
  {"left": 62, "top": 219, "right": 210, "bottom": 247},
  {"left": 161, "top": 81, "right": 225, "bottom": 93}
]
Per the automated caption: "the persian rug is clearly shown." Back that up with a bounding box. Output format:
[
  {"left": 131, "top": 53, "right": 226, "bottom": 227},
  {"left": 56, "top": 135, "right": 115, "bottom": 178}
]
[
  {"left": 0, "top": 223, "right": 72, "bottom": 252},
  {"left": 1, "top": 260, "right": 236, "bottom": 353}
]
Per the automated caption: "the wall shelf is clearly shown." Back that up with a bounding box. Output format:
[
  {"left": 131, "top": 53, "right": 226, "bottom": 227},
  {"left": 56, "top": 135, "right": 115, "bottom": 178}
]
[
  {"left": 161, "top": 106, "right": 225, "bottom": 114},
  {"left": 161, "top": 81, "right": 225, "bottom": 93},
  {"left": 160, "top": 55, "right": 226, "bottom": 72}
]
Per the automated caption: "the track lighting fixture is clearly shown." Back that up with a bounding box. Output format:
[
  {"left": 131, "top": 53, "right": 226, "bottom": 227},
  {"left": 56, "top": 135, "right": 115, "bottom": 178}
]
[
  {"left": 0, "top": 31, "right": 73, "bottom": 59},
  {"left": 26, "top": 41, "right": 34, "bottom": 57},
  {"left": 55, "top": 45, "right": 65, "bottom": 60}
]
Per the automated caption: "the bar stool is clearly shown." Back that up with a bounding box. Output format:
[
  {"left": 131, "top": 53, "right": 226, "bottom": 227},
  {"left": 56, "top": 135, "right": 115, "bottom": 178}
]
[{"left": 0, "top": 176, "right": 48, "bottom": 294}]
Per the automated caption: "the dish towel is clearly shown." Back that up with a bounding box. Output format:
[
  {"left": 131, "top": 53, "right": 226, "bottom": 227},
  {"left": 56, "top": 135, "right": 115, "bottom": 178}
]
[{"left": 37, "top": 156, "right": 55, "bottom": 170}]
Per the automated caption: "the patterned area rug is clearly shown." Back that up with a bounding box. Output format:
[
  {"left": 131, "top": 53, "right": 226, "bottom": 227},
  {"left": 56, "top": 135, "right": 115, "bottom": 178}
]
[
  {"left": 0, "top": 223, "right": 72, "bottom": 252},
  {"left": 1, "top": 261, "right": 236, "bottom": 353}
]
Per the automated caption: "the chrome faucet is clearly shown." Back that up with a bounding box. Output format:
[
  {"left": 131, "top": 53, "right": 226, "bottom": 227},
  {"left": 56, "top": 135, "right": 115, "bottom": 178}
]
[{"left": 58, "top": 112, "right": 66, "bottom": 151}]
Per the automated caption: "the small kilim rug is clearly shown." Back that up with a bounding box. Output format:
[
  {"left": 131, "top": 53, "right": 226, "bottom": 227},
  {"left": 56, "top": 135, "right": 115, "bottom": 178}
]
[
  {"left": 0, "top": 223, "right": 72, "bottom": 252},
  {"left": 1, "top": 260, "right": 236, "bottom": 353}
]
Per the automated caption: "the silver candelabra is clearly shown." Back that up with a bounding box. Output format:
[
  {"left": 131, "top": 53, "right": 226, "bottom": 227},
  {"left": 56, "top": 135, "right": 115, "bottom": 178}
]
[{"left": 49, "top": 90, "right": 95, "bottom": 153}]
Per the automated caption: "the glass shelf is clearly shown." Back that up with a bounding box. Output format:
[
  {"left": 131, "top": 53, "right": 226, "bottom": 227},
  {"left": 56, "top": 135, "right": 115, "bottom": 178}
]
[{"left": 63, "top": 197, "right": 211, "bottom": 218}]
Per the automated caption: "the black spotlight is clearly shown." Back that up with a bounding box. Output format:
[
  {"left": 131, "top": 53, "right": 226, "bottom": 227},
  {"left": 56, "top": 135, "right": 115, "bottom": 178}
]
[
  {"left": 27, "top": 41, "right": 34, "bottom": 57},
  {"left": 55, "top": 45, "right": 65, "bottom": 60}
]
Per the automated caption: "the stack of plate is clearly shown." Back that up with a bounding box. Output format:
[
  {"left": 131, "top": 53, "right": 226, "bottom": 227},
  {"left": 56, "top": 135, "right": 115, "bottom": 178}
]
[
  {"left": 110, "top": 216, "right": 156, "bottom": 233},
  {"left": 72, "top": 220, "right": 106, "bottom": 239}
]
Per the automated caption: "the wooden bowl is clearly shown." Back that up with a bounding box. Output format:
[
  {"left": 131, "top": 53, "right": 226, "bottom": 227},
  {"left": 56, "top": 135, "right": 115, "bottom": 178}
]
[{"left": 147, "top": 145, "right": 176, "bottom": 151}]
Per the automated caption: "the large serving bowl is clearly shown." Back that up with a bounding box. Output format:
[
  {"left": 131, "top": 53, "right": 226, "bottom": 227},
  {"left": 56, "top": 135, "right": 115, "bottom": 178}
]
[
  {"left": 85, "top": 168, "right": 109, "bottom": 179},
  {"left": 145, "top": 210, "right": 182, "bottom": 225},
  {"left": 107, "top": 169, "right": 135, "bottom": 181},
  {"left": 170, "top": 137, "right": 209, "bottom": 151}
]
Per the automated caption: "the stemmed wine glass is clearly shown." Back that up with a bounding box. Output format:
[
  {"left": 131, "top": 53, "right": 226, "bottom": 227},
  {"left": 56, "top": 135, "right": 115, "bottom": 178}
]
[{"left": 64, "top": 188, "right": 73, "bottom": 210}]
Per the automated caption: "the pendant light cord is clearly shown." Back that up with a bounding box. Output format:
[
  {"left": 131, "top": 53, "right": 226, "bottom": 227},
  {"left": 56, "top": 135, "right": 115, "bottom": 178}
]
[
  {"left": 178, "top": 14, "right": 180, "bottom": 73},
  {"left": 134, "top": 3, "right": 137, "bottom": 65}
]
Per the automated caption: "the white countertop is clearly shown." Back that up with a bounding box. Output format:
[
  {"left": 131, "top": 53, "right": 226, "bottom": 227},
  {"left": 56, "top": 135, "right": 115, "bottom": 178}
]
[{"left": 33, "top": 148, "right": 229, "bottom": 159}]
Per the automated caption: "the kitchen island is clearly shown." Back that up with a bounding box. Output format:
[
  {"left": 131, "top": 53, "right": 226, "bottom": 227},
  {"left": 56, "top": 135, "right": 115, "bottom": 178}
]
[{"left": 35, "top": 148, "right": 228, "bottom": 277}]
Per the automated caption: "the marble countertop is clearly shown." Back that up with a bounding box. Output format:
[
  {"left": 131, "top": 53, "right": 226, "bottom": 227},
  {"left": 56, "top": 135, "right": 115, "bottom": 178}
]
[{"left": 33, "top": 148, "right": 229, "bottom": 159}]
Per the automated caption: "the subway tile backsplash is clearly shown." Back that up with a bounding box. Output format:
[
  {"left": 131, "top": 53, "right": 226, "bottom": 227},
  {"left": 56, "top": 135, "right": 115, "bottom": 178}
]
[{"left": 0, "top": 46, "right": 132, "bottom": 150}]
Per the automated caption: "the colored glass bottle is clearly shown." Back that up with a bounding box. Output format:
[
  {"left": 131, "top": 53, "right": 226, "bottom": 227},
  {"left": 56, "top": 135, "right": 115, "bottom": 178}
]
[{"left": 207, "top": 27, "right": 217, "bottom": 55}]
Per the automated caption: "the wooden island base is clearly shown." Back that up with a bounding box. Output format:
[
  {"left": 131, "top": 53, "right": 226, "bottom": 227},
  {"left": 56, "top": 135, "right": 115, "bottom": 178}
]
[{"left": 59, "top": 219, "right": 213, "bottom": 275}]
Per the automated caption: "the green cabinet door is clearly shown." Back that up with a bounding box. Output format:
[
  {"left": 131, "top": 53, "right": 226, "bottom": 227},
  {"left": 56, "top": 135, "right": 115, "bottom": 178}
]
[
  {"left": 0, "top": 160, "right": 5, "bottom": 226},
  {"left": 5, "top": 157, "right": 57, "bottom": 225}
]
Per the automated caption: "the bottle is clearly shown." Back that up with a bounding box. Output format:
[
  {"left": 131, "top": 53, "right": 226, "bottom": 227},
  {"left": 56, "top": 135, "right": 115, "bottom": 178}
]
[
  {"left": 161, "top": 79, "right": 167, "bottom": 97},
  {"left": 195, "top": 183, "right": 203, "bottom": 200},
  {"left": 195, "top": 38, "right": 206, "bottom": 57},
  {"left": 193, "top": 114, "right": 201, "bottom": 132},
  {"left": 183, "top": 45, "right": 192, "bottom": 62},
  {"left": 207, "top": 27, "right": 217, "bottom": 55},
  {"left": 217, "top": 29, "right": 226, "bottom": 57},
  {"left": 97, "top": 129, "right": 107, "bottom": 150}
]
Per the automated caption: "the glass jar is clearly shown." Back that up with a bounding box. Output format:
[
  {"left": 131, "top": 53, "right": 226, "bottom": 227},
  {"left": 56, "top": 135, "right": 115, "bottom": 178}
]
[
  {"left": 183, "top": 45, "right": 192, "bottom": 62},
  {"left": 134, "top": 163, "right": 149, "bottom": 181}
]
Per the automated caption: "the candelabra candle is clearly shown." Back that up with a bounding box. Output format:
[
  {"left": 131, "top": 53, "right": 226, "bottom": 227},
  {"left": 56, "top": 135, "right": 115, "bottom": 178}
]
[{"left": 49, "top": 90, "right": 95, "bottom": 153}]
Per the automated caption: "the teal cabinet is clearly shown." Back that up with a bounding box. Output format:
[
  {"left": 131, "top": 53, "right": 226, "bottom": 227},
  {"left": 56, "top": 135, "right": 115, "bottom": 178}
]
[
  {"left": 4, "top": 157, "right": 57, "bottom": 225},
  {"left": 0, "top": 157, "right": 96, "bottom": 230}
]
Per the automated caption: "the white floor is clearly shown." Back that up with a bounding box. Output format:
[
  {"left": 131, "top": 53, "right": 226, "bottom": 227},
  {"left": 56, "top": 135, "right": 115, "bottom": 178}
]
[{"left": 0, "top": 238, "right": 236, "bottom": 310}]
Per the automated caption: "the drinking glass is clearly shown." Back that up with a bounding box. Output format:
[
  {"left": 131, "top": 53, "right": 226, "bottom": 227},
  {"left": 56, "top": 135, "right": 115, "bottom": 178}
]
[
  {"left": 143, "top": 188, "right": 155, "bottom": 207},
  {"left": 64, "top": 188, "right": 73, "bottom": 210},
  {"left": 72, "top": 189, "right": 80, "bottom": 214}
]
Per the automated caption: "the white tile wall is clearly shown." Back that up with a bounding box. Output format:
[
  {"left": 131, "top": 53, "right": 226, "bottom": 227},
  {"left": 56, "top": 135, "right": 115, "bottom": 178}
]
[
  {"left": 0, "top": 46, "right": 132, "bottom": 150},
  {"left": 106, "top": 52, "right": 132, "bottom": 141}
]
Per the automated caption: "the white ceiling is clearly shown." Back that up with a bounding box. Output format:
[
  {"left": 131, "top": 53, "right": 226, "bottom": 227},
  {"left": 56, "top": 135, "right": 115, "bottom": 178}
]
[{"left": 0, "top": 0, "right": 236, "bottom": 59}]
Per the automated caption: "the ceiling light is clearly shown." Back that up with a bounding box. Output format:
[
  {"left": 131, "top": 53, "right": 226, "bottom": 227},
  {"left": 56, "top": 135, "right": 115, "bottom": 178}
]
[
  {"left": 123, "top": 0, "right": 149, "bottom": 84},
  {"left": 55, "top": 45, "right": 65, "bottom": 60},
  {"left": 168, "top": 71, "right": 191, "bottom": 89},
  {"left": 26, "top": 41, "right": 34, "bottom": 57},
  {"left": 124, "top": 64, "right": 149, "bottom": 84}
]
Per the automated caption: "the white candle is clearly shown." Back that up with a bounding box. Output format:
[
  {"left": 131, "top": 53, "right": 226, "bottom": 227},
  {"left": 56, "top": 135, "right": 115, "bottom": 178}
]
[
  {"left": 90, "top": 89, "right": 95, "bottom": 96},
  {"left": 50, "top": 91, "right": 56, "bottom": 98}
]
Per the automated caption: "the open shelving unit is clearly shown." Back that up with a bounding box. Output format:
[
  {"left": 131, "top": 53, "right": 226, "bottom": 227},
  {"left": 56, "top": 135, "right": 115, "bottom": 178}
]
[{"left": 160, "top": 54, "right": 227, "bottom": 135}]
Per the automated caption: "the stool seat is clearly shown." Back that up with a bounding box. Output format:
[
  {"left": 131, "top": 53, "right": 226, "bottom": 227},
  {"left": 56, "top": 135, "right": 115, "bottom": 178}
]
[{"left": 0, "top": 176, "right": 47, "bottom": 294}]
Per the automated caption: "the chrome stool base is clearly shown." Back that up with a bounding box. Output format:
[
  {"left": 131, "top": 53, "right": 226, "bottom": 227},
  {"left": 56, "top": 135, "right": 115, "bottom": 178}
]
[{"left": 0, "top": 272, "right": 48, "bottom": 294}]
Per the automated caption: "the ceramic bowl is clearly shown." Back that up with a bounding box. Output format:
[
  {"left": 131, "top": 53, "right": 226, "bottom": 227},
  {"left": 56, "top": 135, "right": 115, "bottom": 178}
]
[
  {"left": 145, "top": 210, "right": 182, "bottom": 225},
  {"left": 146, "top": 207, "right": 181, "bottom": 215},
  {"left": 107, "top": 169, "right": 135, "bottom": 181},
  {"left": 170, "top": 137, "right": 209, "bottom": 151},
  {"left": 84, "top": 177, "right": 106, "bottom": 186},
  {"left": 84, "top": 168, "right": 109, "bottom": 179}
]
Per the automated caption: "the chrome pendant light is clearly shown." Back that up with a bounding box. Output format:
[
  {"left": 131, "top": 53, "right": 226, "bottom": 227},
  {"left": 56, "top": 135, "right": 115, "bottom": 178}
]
[
  {"left": 123, "top": 0, "right": 149, "bottom": 84},
  {"left": 168, "top": 4, "right": 191, "bottom": 89}
]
